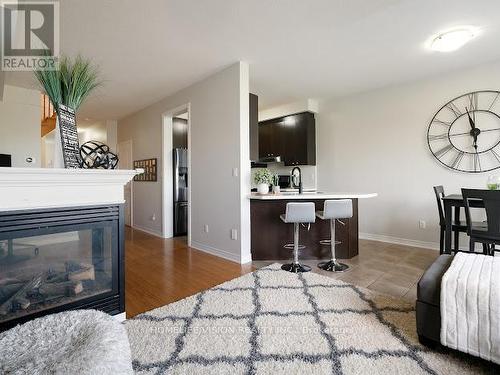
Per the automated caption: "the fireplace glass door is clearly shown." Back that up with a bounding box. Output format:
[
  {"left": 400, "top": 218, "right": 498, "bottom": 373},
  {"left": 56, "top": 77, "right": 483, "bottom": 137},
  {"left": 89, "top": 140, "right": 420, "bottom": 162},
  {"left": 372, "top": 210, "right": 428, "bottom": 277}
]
[{"left": 0, "top": 220, "right": 117, "bottom": 325}]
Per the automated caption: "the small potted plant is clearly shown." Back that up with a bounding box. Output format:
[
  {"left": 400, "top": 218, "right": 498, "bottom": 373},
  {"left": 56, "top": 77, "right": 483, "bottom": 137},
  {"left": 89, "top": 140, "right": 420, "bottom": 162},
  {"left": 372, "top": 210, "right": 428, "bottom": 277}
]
[{"left": 254, "top": 169, "right": 273, "bottom": 194}]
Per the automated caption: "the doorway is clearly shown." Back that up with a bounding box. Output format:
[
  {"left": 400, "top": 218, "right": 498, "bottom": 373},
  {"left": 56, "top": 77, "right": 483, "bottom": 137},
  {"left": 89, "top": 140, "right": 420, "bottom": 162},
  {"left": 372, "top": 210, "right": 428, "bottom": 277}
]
[
  {"left": 117, "top": 139, "right": 133, "bottom": 226},
  {"left": 172, "top": 112, "right": 188, "bottom": 239},
  {"left": 162, "top": 104, "right": 191, "bottom": 244}
]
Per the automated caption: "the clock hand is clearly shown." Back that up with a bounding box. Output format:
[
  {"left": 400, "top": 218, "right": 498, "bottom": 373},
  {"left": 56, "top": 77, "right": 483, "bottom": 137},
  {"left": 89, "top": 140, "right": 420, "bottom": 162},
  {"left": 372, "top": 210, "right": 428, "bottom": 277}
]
[{"left": 466, "top": 107, "right": 476, "bottom": 129}]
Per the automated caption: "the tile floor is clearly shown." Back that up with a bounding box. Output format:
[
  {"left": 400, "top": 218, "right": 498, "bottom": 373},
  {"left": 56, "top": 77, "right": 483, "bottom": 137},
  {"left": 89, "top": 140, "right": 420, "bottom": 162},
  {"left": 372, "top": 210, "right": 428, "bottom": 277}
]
[{"left": 253, "top": 240, "right": 439, "bottom": 302}]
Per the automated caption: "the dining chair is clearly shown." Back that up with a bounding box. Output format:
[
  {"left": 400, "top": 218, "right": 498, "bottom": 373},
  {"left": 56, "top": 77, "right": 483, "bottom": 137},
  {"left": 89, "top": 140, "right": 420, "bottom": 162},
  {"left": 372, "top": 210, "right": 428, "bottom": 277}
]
[
  {"left": 462, "top": 188, "right": 500, "bottom": 255},
  {"left": 433, "top": 186, "right": 467, "bottom": 254}
]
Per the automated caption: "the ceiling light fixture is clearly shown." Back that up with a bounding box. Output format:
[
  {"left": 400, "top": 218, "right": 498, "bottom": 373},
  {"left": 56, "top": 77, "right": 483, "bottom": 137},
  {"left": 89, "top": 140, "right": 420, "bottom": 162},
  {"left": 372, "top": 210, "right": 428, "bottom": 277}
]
[{"left": 430, "top": 27, "right": 477, "bottom": 52}]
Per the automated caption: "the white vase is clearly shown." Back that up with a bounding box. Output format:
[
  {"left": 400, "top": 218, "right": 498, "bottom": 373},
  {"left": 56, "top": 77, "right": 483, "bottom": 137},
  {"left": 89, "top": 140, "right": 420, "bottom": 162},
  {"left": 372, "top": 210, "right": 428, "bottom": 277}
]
[{"left": 257, "top": 183, "right": 269, "bottom": 194}]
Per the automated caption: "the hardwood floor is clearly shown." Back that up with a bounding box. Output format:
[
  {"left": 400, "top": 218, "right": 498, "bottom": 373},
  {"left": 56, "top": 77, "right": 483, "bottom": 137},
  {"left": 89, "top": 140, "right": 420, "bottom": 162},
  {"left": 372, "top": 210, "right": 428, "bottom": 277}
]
[
  {"left": 125, "top": 227, "right": 439, "bottom": 318},
  {"left": 125, "top": 227, "right": 253, "bottom": 318}
]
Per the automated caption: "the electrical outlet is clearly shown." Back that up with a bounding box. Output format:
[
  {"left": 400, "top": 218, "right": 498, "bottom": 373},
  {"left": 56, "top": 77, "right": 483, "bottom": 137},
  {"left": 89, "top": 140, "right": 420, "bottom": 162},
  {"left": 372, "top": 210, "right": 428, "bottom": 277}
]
[
  {"left": 419, "top": 220, "right": 426, "bottom": 229},
  {"left": 151, "top": 214, "right": 156, "bottom": 221},
  {"left": 231, "top": 229, "right": 238, "bottom": 240},
  {"left": 232, "top": 167, "right": 238, "bottom": 177},
  {"left": 204, "top": 224, "right": 209, "bottom": 233}
]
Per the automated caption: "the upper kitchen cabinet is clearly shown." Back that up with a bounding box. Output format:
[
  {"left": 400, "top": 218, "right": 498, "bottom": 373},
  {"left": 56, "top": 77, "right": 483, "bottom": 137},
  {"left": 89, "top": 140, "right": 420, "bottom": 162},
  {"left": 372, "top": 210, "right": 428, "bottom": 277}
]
[
  {"left": 249, "top": 94, "right": 259, "bottom": 161},
  {"left": 258, "top": 112, "right": 316, "bottom": 166},
  {"left": 259, "top": 118, "right": 284, "bottom": 160}
]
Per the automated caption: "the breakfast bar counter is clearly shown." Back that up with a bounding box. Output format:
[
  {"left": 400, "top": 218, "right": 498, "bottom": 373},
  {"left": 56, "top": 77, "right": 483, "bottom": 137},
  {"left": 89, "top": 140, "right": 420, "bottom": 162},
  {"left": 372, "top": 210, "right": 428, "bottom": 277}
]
[{"left": 249, "top": 192, "right": 377, "bottom": 260}]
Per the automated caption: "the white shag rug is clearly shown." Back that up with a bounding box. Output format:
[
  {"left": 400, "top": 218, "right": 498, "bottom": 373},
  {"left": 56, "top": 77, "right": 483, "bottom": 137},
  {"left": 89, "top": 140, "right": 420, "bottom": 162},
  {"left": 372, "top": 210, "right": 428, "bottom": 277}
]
[
  {"left": 0, "top": 309, "right": 133, "bottom": 375},
  {"left": 126, "top": 264, "right": 497, "bottom": 375}
]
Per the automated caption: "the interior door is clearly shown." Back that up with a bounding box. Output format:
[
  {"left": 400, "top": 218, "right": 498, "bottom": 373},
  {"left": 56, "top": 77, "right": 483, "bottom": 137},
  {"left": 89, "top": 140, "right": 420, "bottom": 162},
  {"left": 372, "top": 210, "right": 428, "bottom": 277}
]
[{"left": 117, "top": 140, "right": 133, "bottom": 226}]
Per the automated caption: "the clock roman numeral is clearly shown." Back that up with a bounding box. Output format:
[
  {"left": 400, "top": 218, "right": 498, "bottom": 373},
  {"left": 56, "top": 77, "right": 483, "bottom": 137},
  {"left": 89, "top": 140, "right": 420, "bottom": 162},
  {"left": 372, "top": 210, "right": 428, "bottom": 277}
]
[
  {"left": 489, "top": 92, "right": 500, "bottom": 111},
  {"left": 432, "top": 118, "right": 452, "bottom": 127},
  {"left": 428, "top": 133, "right": 449, "bottom": 142},
  {"left": 445, "top": 102, "right": 463, "bottom": 118},
  {"left": 467, "top": 92, "right": 478, "bottom": 111},
  {"left": 473, "top": 153, "right": 482, "bottom": 172},
  {"left": 451, "top": 151, "right": 465, "bottom": 169},
  {"left": 491, "top": 149, "right": 500, "bottom": 163},
  {"left": 435, "top": 144, "right": 454, "bottom": 159}
]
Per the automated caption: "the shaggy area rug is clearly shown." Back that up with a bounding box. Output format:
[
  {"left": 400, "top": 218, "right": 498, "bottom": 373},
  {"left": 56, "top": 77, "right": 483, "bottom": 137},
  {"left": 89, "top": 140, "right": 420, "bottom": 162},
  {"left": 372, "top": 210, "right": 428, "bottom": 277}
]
[
  {"left": 125, "top": 264, "right": 496, "bottom": 374},
  {"left": 0, "top": 310, "right": 133, "bottom": 375}
]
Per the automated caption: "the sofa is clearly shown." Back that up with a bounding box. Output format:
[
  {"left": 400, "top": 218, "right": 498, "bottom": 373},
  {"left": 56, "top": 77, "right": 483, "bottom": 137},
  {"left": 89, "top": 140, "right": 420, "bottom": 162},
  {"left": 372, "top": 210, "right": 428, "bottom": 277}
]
[{"left": 416, "top": 254, "right": 454, "bottom": 345}]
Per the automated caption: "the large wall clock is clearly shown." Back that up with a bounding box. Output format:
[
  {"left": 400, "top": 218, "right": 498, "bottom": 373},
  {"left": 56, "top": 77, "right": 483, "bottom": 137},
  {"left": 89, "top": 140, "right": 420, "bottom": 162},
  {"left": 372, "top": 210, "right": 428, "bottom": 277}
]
[{"left": 427, "top": 90, "right": 500, "bottom": 173}]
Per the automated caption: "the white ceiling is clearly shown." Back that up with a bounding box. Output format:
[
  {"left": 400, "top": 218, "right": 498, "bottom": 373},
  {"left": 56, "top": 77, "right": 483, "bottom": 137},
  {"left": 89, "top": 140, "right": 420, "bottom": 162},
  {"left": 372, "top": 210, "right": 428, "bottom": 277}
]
[{"left": 6, "top": 0, "right": 500, "bottom": 120}]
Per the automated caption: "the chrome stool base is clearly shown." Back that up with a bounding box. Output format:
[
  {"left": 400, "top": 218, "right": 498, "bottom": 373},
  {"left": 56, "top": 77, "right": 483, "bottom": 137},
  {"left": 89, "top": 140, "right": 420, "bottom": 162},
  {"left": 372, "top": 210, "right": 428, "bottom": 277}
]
[
  {"left": 318, "top": 260, "right": 349, "bottom": 272},
  {"left": 284, "top": 243, "right": 306, "bottom": 250},
  {"left": 319, "top": 239, "right": 341, "bottom": 246},
  {"left": 281, "top": 263, "right": 312, "bottom": 273}
]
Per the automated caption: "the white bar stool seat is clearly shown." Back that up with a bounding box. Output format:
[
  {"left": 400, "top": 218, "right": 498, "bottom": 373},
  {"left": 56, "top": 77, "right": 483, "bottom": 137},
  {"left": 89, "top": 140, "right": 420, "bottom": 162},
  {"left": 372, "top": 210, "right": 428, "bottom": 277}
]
[
  {"left": 280, "top": 202, "right": 316, "bottom": 273},
  {"left": 317, "top": 199, "right": 353, "bottom": 272}
]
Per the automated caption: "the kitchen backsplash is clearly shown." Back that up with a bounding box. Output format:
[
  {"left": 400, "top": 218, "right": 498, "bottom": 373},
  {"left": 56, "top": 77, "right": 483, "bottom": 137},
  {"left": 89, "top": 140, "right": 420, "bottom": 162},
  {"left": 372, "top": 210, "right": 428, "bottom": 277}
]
[{"left": 251, "top": 163, "right": 317, "bottom": 190}]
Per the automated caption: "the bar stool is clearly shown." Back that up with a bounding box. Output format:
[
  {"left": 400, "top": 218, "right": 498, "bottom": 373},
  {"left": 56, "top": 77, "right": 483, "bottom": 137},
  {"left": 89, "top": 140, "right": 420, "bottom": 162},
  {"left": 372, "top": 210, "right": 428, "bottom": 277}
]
[
  {"left": 317, "top": 199, "right": 353, "bottom": 272},
  {"left": 280, "top": 202, "right": 316, "bottom": 273}
]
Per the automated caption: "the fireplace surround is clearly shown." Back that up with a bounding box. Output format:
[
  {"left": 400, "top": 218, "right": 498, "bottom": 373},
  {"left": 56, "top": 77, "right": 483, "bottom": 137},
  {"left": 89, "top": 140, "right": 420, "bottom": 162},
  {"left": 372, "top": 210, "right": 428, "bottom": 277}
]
[{"left": 0, "top": 167, "right": 139, "bottom": 332}]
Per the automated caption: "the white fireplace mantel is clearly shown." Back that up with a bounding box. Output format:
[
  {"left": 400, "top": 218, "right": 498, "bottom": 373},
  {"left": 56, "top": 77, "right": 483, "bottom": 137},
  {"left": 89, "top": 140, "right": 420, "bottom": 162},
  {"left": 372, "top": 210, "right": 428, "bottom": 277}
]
[{"left": 0, "top": 167, "right": 142, "bottom": 211}]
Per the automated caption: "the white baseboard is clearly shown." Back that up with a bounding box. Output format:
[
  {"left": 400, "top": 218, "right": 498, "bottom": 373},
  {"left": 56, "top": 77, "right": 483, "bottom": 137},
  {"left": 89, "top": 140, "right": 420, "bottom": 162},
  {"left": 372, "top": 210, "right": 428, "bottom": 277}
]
[
  {"left": 190, "top": 240, "right": 248, "bottom": 264},
  {"left": 132, "top": 224, "right": 164, "bottom": 239},
  {"left": 359, "top": 232, "right": 481, "bottom": 252},
  {"left": 241, "top": 253, "right": 252, "bottom": 264},
  {"left": 130, "top": 226, "right": 251, "bottom": 264},
  {"left": 359, "top": 232, "right": 440, "bottom": 251}
]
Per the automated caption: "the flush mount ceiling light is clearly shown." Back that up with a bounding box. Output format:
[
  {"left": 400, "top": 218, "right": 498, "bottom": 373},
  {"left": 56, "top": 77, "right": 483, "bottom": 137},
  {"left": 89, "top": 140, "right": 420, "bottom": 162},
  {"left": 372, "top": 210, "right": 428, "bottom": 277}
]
[{"left": 430, "top": 27, "right": 477, "bottom": 52}]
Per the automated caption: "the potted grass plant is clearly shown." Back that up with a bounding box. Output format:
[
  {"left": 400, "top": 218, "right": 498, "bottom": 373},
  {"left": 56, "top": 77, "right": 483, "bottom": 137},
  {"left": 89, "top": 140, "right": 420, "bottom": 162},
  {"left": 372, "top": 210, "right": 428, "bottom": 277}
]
[
  {"left": 35, "top": 54, "right": 102, "bottom": 113},
  {"left": 34, "top": 54, "right": 102, "bottom": 167},
  {"left": 254, "top": 169, "right": 273, "bottom": 194}
]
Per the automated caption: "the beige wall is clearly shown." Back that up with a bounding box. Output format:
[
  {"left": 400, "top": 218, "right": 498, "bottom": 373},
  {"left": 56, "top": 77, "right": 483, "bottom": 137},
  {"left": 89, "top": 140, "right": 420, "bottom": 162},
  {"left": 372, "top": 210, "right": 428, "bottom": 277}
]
[
  {"left": 317, "top": 60, "right": 500, "bottom": 249},
  {"left": 118, "top": 62, "right": 251, "bottom": 263},
  {"left": 0, "top": 85, "right": 41, "bottom": 167}
]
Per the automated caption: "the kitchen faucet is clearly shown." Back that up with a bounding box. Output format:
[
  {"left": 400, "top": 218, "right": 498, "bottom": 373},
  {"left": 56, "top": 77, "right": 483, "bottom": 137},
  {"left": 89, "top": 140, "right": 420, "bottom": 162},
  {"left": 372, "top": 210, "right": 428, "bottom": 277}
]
[{"left": 291, "top": 166, "right": 303, "bottom": 194}]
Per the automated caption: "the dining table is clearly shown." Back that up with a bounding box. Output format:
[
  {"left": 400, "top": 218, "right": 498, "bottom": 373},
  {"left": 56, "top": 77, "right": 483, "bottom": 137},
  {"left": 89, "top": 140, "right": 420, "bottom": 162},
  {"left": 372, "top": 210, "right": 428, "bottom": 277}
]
[{"left": 441, "top": 194, "right": 483, "bottom": 254}]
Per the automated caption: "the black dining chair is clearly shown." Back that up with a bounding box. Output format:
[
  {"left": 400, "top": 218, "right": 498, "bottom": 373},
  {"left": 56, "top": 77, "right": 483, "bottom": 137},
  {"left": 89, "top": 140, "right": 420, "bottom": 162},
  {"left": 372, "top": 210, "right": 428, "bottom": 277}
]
[
  {"left": 434, "top": 186, "right": 468, "bottom": 254},
  {"left": 462, "top": 188, "right": 500, "bottom": 255}
]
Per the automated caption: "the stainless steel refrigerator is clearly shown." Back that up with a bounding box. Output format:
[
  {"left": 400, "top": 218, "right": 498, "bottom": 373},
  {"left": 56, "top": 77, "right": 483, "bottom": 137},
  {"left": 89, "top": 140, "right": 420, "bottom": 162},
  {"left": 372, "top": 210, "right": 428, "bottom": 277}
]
[{"left": 173, "top": 148, "right": 188, "bottom": 236}]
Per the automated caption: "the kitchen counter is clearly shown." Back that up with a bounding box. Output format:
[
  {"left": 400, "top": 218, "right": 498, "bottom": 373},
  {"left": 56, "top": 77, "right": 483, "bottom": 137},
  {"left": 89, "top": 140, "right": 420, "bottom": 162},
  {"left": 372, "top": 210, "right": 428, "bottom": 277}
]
[
  {"left": 250, "top": 192, "right": 377, "bottom": 261},
  {"left": 249, "top": 192, "right": 377, "bottom": 200}
]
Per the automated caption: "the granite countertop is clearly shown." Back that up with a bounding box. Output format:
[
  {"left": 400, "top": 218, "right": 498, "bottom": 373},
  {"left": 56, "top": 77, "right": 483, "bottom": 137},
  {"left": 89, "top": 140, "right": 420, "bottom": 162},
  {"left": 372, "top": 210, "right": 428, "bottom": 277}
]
[{"left": 249, "top": 192, "right": 378, "bottom": 200}]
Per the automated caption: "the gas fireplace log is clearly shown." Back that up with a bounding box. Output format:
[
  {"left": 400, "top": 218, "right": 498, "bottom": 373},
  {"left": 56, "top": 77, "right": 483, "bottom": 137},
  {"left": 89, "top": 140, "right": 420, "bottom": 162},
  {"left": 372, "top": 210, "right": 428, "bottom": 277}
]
[
  {"left": 14, "top": 296, "right": 30, "bottom": 310},
  {"left": 46, "top": 272, "right": 69, "bottom": 283},
  {"left": 38, "top": 280, "right": 83, "bottom": 297},
  {"left": 0, "top": 273, "right": 44, "bottom": 315},
  {"left": 0, "top": 283, "right": 25, "bottom": 303},
  {"left": 66, "top": 262, "right": 95, "bottom": 282},
  {"left": 0, "top": 278, "right": 23, "bottom": 287}
]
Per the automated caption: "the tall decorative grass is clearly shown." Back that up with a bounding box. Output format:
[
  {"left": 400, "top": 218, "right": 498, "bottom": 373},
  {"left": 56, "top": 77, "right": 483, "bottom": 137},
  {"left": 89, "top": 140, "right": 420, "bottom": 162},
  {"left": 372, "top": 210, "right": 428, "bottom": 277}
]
[{"left": 34, "top": 55, "right": 102, "bottom": 112}]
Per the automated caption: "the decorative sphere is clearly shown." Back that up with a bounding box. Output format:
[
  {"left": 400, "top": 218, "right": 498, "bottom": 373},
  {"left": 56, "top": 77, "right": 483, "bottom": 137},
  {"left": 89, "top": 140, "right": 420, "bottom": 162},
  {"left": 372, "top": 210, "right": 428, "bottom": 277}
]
[{"left": 79, "top": 140, "right": 119, "bottom": 169}]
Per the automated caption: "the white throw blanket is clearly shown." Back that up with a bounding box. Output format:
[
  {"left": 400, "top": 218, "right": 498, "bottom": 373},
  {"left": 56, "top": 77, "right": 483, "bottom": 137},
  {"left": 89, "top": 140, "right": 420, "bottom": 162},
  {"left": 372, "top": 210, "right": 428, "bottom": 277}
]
[{"left": 441, "top": 252, "right": 500, "bottom": 363}]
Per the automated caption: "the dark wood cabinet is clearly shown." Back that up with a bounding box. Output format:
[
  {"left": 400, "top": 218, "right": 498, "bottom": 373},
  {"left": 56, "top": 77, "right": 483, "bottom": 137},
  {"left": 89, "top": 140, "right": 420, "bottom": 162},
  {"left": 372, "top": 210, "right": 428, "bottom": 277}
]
[
  {"left": 258, "top": 112, "right": 316, "bottom": 165},
  {"left": 249, "top": 93, "right": 259, "bottom": 161},
  {"left": 259, "top": 120, "right": 284, "bottom": 159}
]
